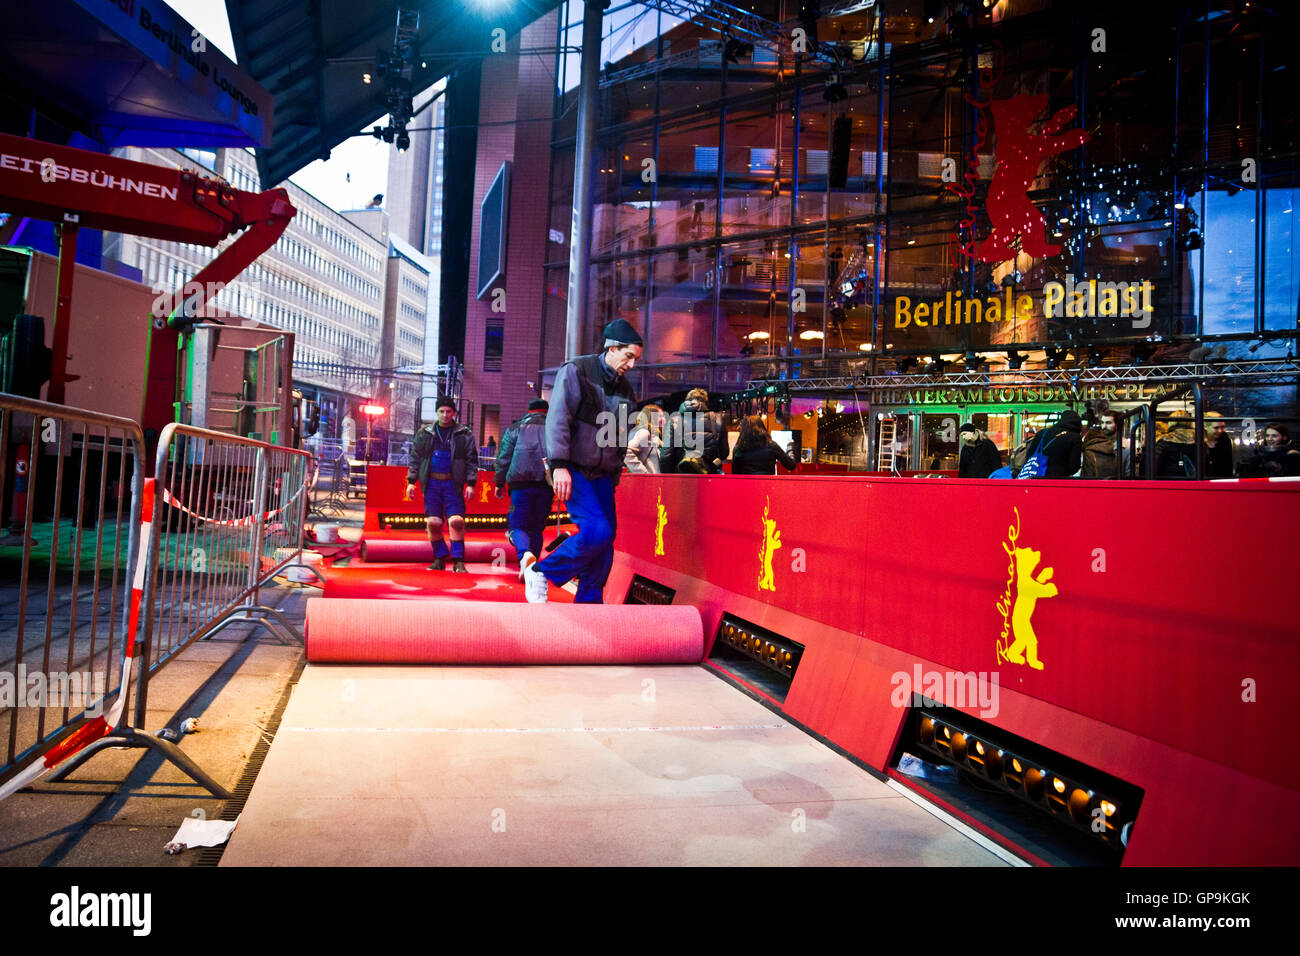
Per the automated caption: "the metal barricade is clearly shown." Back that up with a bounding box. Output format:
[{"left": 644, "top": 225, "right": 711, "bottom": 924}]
[
  {"left": 133, "top": 424, "right": 312, "bottom": 704},
  {"left": 33, "top": 424, "right": 312, "bottom": 798},
  {"left": 0, "top": 394, "right": 143, "bottom": 791}
]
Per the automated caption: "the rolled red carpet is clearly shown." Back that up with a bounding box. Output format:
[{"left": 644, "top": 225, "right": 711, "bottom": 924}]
[
  {"left": 305, "top": 598, "right": 704, "bottom": 664},
  {"left": 359, "top": 537, "right": 517, "bottom": 563},
  {"left": 321, "top": 564, "right": 567, "bottom": 602}
]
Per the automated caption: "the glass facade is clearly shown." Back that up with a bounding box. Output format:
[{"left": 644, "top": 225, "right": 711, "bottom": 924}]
[{"left": 544, "top": 0, "right": 1298, "bottom": 406}]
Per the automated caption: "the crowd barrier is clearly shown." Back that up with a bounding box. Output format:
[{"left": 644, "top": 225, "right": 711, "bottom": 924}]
[
  {"left": 0, "top": 394, "right": 144, "bottom": 795},
  {"left": 0, "top": 406, "right": 312, "bottom": 800},
  {"left": 607, "top": 472, "right": 1300, "bottom": 865}
]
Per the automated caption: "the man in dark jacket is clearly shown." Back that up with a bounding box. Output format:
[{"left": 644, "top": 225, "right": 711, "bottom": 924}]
[
  {"left": 495, "top": 399, "right": 553, "bottom": 576},
  {"left": 1203, "top": 412, "right": 1234, "bottom": 478},
  {"left": 1080, "top": 413, "right": 1119, "bottom": 479},
  {"left": 661, "top": 388, "right": 728, "bottom": 474},
  {"left": 406, "top": 396, "right": 479, "bottom": 572},
  {"left": 1029, "top": 409, "right": 1084, "bottom": 477},
  {"left": 521, "top": 320, "right": 641, "bottom": 603},
  {"left": 957, "top": 423, "right": 1002, "bottom": 478}
]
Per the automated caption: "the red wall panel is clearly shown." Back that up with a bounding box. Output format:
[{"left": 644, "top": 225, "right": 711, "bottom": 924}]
[{"left": 610, "top": 473, "right": 1300, "bottom": 864}]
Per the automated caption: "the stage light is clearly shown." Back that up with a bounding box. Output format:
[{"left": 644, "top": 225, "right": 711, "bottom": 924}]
[
  {"left": 1007, "top": 350, "right": 1025, "bottom": 370},
  {"left": 898, "top": 357, "right": 918, "bottom": 374},
  {"left": 1024, "top": 767, "right": 1045, "bottom": 801},
  {"left": 919, "top": 717, "right": 935, "bottom": 745}
]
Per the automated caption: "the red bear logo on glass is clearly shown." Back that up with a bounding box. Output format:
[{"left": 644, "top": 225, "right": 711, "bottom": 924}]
[{"left": 973, "top": 93, "right": 1089, "bottom": 262}]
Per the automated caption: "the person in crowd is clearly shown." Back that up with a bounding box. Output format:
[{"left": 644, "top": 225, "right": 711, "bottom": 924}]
[
  {"left": 661, "top": 388, "right": 728, "bottom": 474},
  {"left": 1203, "top": 411, "right": 1234, "bottom": 478},
  {"left": 406, "top": 397, "right": 479, "bottom": 572},
  {"left": 485, "top": 435, "right": 497, "bottom": 459},
  {"left": 494, "top": 399, "right": 553, "bottom": 578},
  {"left": 1155, "top": 410, "right": 1198, "bottom": 478},
  {"left": 957, "top": 423, "right": 1002, "bottom": 478},
  {"left": 521, "top": 319, "right": 641, "bottom": 603},
  {"left": 1010, "top": 427, "right": 1038, "bottom": 473},
  {"left": 1238, "top": 422, "right": 1300, "bottom": 478},
  {"left": 1025, "top": 410, "right": 1083, "bottom": 477},
  {"left": 731, "top": 415, "right": 799, "bottom": 475},
  {"left": 624, "top": 404, "right": 665, "bottom": 474},
  {"left": 1081, "top": 409, "right": 1119, "bottom": 479}
]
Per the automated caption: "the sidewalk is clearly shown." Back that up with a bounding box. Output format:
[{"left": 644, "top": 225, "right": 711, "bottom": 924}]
[{"left": 0, "top": 498, "right": 365, "bottom": 867}]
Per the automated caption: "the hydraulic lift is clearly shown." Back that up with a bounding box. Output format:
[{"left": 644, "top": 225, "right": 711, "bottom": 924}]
[{"left": 0, "top": 131, "right": 296, "bottom": 451}]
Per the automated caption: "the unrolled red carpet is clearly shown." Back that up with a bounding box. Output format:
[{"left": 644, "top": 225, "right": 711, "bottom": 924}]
[
  {"left": 359, "top": 536, "right": 517, "bottom": 563},
  {"left": 305, "top": 598, "right": 704, "bottom": 664}
]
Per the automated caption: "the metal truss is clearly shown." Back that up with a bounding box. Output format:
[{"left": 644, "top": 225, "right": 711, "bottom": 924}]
[
  {"left": 746, "top": 358, "right": 1300, "bottom": 393},
  {"left": 628, "top": 0, "right": 848, "bottom": 70}
]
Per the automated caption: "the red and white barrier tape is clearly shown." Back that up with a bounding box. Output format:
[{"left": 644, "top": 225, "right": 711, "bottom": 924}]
[
  {"left": 0, "top": 478, "right": 156, "bottom": 802},
  {"left": 160, "top": 471, "right": 307, "bottom": 528}
]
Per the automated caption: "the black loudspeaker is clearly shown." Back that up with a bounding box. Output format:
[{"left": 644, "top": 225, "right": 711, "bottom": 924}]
[
  {"left": 829, "top": 116, "right": 852, "bottom": 188},
  {"left": 2, "top": 314, "right": 53, "bottom": 399}
]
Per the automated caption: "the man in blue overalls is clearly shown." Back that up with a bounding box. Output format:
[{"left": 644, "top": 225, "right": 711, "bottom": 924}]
[
  {"left": 522, "top": 320, "right": 641, "bottom": 603},
  {"left": 406, "top": 397, "right": 479, "bottom": 572}
]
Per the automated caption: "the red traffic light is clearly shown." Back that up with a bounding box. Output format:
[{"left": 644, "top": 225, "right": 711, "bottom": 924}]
[{"left": 360, "top": 404, "right": 387, "bottom": 416}]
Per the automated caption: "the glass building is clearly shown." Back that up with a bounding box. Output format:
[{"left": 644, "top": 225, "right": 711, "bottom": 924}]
[{"left": 538, "top": 0, "right": 1298, "bottom": 471}]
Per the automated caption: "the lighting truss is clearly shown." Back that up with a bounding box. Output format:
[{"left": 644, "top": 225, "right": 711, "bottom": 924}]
[{"left": 747, "top": 358, "right": 1300, "bottom": 393}]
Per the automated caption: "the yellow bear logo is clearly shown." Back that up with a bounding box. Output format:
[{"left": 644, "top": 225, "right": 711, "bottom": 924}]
[
  {"left": 758, "top": 497, "right": 781, "bottom": 592},
  {"left": 654, "top": 490, "right": 668, "bottom": 556},
  {"left": 995, "top": 508, "right": 1058, "bottom": 670}
]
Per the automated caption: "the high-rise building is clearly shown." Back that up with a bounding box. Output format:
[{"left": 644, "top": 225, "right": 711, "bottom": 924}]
[{"left": 102, "top": 145, "right": 414, "bottom": 444}]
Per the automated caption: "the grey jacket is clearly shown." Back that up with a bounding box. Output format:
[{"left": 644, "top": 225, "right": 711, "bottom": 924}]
[
  {"left": 546, "top": 353, "right": 637, "bottom": 481},
  {"left": 407, "top": 422, "right": 479, "bottom": 489}
]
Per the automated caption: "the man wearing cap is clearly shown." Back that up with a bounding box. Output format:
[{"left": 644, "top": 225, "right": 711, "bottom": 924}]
[
  {"left": 407, "top": 397, "right": 479, "bottom": 572},
  {"left": 521, "top": 320, "right": 642, "bottom": 603},
  {"left": 495, "top": 399, "right": 553, "bottom": 578},
  {"left": 957, "top": 423, "right": 1003, "bottom": 479}
]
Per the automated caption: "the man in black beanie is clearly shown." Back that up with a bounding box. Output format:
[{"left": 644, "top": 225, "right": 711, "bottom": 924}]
[
  {"left": 521, "top": 320, "right": 641, "bottom": 603},
  {"left": 1027, "top": 409, "right": 1084, "bottom": 478},
  {"left": 495, "top": 398, "right": 553, "bottom": 576},
  {"left": 406, "top": 396, "right": 479, "bottom": 571}
]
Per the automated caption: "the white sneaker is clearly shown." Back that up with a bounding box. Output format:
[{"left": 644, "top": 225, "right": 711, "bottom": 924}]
[
  {"left": 522, "top": 560, "right": 549, "bottom": 603},
  {"left": 517, "top": 551, "right": 537, "bottom": 582}
]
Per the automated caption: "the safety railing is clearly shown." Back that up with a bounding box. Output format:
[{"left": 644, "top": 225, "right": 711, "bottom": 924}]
[
  {"left": 133, "top": 424, "right": 313, "bottom": 706},
  {"left": 0, "top": 394, "right": 144, "bottom": 795},
  {"left": 2, "top": 414, "right": 314, "bottom": 801}
]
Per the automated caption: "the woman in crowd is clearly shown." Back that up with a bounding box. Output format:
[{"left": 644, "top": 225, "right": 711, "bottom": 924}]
[
  {"left": 624, "top": 404, "right": 665, "bottom": 473},
  {"left": 731, "top": 415, "right": 799, "bottom": 475},
  {"left": 1238, "top": 422, "right": 1300, "bottom": 477}
]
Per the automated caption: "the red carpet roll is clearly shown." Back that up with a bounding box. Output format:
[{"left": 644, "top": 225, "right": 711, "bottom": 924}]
[
  {"left": 321, "top": 565, "right": 570, "bottom": 603},
  {"left": 359, "top": 537, "right": 517, "bottom": 563},
  {"left": 305, "top": 598, "right": 704, "bottom": 664}
]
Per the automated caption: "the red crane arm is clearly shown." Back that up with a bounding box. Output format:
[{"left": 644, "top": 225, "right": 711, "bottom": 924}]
[{"left": 0, "top": 132, "right": 296, "bottom": 430}]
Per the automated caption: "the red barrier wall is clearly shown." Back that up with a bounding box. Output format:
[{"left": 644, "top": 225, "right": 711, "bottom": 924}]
[
  {"left": 364, "top": 464, "right": 538, "bottom": 532},
  {"left": 607, "top": 473, "right": 1300, "bottom": 865}
]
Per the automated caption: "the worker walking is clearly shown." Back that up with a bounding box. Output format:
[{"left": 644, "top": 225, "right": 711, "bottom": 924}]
[
  {"left": 494, "top": 399, "right": 553, "bottom": 579},
  {"left": 522, "top": 320, "right": 642, "bottom": 603},
  {"left": 406, "top": 397, "right": 479, "bottom": 572}
]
